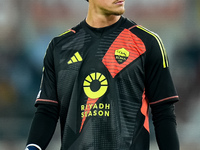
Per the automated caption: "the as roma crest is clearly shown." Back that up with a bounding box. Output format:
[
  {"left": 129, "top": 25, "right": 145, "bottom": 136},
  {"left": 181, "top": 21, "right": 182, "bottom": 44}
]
[{"left": 115, "top": 48, "right": 129, "bottom": 64}]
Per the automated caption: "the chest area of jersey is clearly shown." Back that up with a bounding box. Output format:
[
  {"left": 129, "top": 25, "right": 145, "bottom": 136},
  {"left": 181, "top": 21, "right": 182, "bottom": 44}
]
[
  {"left": 57, "top": 30, "right": 147, "bottom": 133},
  {"left": 61, "top": 29, "right": 146, "bottom": 79}
]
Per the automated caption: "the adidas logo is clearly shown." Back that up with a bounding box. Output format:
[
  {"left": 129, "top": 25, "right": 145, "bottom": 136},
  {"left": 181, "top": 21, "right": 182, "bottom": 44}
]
[{"left": 68, "top": 52, "right": 83, "bottom": 64}]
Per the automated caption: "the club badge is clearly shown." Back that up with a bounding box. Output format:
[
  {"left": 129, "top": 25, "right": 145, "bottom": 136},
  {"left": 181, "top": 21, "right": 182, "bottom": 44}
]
[{"left": 115, "top": 48, "right": 129, "bottom": 64}]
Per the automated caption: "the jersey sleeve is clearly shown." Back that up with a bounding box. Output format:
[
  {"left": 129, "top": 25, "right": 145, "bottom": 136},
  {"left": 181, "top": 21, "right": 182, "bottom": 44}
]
[
  {"left": 145, "top": 34, "right": 179, "bottom": 105},
  {"left": 35, "top": 40, "right": 58, "bottom": 106}
]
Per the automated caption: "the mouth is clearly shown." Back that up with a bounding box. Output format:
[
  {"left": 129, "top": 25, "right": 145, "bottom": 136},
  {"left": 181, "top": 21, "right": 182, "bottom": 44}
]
[{"left": 114, "top": 0, "right": 125, "bottom": 5}]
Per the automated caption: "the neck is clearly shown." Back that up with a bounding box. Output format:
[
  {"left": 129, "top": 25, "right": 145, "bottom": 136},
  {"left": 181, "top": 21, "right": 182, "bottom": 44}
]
[
  {"left": 86, "top": 14, "right": 121, "bottom": 28},
  {"left": 86, "top": 5, "right": 121, "bottom": 28}
]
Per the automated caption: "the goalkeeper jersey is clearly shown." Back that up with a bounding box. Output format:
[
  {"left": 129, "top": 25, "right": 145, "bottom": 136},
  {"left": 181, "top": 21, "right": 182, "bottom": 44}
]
[{"left": 35, "top": 16, "right": 179, "bottom": 150}]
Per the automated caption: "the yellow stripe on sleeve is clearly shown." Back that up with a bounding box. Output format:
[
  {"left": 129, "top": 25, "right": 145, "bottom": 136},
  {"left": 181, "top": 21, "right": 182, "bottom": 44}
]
[
  {"left": 137, "top": 26, "right": 169, "bottom": 68},
  {"left": 59, "top": 30, "right": 72, "bottom": 36}
]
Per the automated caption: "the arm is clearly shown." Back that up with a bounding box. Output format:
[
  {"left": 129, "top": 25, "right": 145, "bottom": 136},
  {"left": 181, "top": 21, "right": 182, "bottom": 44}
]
[
  {"left": 26, "top": 104, "right": 59, "bottom": 150},
  {"left": 142, "top": 29, "right": 180, "bottom": 149},
  {"left": 26, "top": 39, "right": 59, "bottom": 150},
  {"left": 151, "top": 102, "right": 179, "bottom": 150}
]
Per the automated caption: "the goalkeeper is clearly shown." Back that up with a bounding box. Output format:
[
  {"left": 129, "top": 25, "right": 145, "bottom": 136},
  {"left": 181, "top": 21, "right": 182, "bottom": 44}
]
[{"left": 25, "top": 0, "right": 180, "bottom": 149}]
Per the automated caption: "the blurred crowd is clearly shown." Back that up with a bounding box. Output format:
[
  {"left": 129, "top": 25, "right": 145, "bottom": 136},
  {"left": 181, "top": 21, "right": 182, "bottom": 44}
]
[{"left": 0, "top": 0, "right": 200, "bottom": 149}]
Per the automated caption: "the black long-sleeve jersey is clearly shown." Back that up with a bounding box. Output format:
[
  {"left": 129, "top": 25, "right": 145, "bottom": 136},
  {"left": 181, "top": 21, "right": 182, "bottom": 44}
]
[{"left": 35, "top": 16, "right": 179, "bottom": 150}]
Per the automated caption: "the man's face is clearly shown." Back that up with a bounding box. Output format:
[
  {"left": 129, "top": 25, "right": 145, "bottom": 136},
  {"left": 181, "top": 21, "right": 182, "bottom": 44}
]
[{"left": 90, "top": 0, "right": 125, "bottom": 16}]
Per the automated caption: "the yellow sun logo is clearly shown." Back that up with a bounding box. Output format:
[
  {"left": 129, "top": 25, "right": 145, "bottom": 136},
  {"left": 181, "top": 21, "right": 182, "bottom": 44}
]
[{"left": 83, "top": 72, "right": 108, "bottom": 99}]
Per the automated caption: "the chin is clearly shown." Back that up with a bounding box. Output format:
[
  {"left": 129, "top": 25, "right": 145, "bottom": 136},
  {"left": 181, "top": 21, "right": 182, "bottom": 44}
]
[
  {"left": 113, "top": 9, "right": 125, "bottom": 15},
  {"left": 104, "top": 8, "right": 125, "bottom": 16}
]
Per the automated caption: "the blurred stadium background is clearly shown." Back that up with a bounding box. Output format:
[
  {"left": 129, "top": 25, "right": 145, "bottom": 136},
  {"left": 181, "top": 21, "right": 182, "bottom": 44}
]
[{"left": 0, "top": 0, "right": 200, "bottom": 149}]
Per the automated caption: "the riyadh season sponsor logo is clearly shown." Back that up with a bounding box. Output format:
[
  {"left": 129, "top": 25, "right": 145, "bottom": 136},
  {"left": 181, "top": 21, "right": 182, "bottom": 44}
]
[{"left": 80, "top": 72, "right": 110, "bottom": 132}]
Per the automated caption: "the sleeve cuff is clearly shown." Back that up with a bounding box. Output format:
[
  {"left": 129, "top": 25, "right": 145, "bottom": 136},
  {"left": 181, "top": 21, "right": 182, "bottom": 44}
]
[{"left": 149, "top": 95, "right": 179, "bottom": 105}]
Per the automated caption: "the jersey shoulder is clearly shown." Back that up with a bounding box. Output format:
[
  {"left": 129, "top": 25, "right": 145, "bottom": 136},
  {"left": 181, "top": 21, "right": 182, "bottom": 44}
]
[
  {"left": 122, "top": 17, "right": 137, "bottom": 29},
  {"left": 131, "top": 25, "right": 169, "bottom": 68},
  {"left": 51, "top": 23, "right": 82, "bottom": 46},
  {"left": 123, "top": 18, "right": 160, "bottom": 45},
  {"left": 130, "top": 25, "right": 157, "bottom": 40}
]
